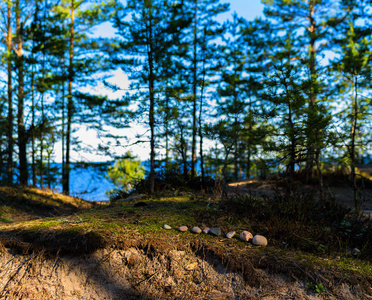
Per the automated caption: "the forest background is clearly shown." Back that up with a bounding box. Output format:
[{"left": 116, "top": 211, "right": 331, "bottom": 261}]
[{"left": 0, "top": 0, "right": 371, "bottom": 206}]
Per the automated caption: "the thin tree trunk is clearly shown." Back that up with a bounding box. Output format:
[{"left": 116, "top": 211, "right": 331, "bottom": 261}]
[
  {"left": 198, "top": 54, "right": 206, "bottom": 183},
  {"left": 65, "top": 0, "right": 75, "bottom": 195},
  {"left": 165, "top": 91, "right": 170, "bottom": 167},
  {"left": 288, "top": 104, "right": 295, "bottom": 194},
  {"left": 39, "top": 0, "right": 47, "bottom": 189},
  {"left": 7, "top": 0, "right": 13, "bottom": 185},
  {"left": 351, "top": 76, "right": 358, "bottom": 211},
  {"left": 31, "top": 53, "right": 36, "bottom": 187},
  {"left": 306, "top": 1, "right": 318, "bottom": 179},
  {"left": 62, "top": 77, "right": 66, "bottom": 192},
  {"left": 191, "top": 0, "right": 198, "bottom": 179},
  {"left": 179, "top": 123, "right": 188, "bottom": 180},
  {"left": 147, "top": 3, "right": 155, "bottom": 194},
  {"left": 40, "top": 129, "right": 44, "bottom": 188},
  {"left": 16, "top": 0, "right": 27, "bottom": 185},
  {"left": 47, "top": 151, "right": 51, "bottom": 189},
  {"left": 234, "top": 116, "right": 238, "bottom": 181}
]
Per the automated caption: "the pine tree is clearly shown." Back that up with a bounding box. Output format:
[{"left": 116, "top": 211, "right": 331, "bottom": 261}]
[
  {"left": 262, "top": 0, "right": 341, "bottom": 182},
  {"left": 260, "top": 33, "right": 308, "bottom": 192},
  {"left": 216, "top": 13, "right": 249, "bottom": 181},
  {"left": 14, "top": 0, "right": 29, "bottom": 184},
  {"left": 332, "top": 0, "right": 372, "bottom": 210},
  {"left": 50, "top": 0, "right": 115, "bottom": 194},
  {"left": 184, "top": 0, "right": 228, "bottom": 179},
  {"left": 112, "top": 0, "right": 191, "bottom": 193}
]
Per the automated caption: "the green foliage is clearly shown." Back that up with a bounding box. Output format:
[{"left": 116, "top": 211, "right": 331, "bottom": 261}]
[
  {"left": 307, "top": 282, "right": 326, "bottom": 294},
  {"left": 106, "top": 152, "right": 145, "bottom": 196}
]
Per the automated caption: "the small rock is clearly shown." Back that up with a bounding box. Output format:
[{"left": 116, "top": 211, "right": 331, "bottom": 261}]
[
  {"left": 346, "top": 248, "right": 360, "bottom": 257},
  {"left": 209, "top": 227, "right": 221, "bottom": 236},
  {"left": 252, "top": 235, "right": 268, "bottom": 246},
  {"left": 202, "top": 228, "right": 210, "bottom": 234},
  {"left": 239, "top": 231, "right": 253, "bottom": 242},
  {"left": 226, "top": 231, "right": 236, "bottom": 239},
  {"left": 163, "top": 224, "right": 171, "bottom": 230},
  {"left": 191, "top": 226, "right": 202, "bottom": 234},
  {"left": 178, "top": 226, "right": 188, "bottom": 232}
]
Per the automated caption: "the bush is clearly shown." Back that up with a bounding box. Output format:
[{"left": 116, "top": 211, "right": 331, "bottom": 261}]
[
  {"left": 221, "top": 188, "right": 372, "bottom": 257},
  {"left": 132, "top": 165, "right": 217, "bottom": 194}
]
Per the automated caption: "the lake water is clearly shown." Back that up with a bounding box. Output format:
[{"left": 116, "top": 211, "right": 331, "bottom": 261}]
[{"left": 47, "top": 163, "right": 115, "bottom": 201}]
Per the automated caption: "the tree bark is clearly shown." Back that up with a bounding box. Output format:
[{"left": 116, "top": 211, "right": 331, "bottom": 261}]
[
  {"left": 16, "top": 0, "right": 27, "bottom": 185},
  {"left": 7, "top": 0, "right": 13, "bottom": 185},
  {"left": 198, "top": 54, "right": 206, "bottom": 183},
  {"left": 147, "top": 2, "right": 155, "bottom": 194},
  {"left": 64, "top": 0, "right": 75, "bottom": 195},
  {"left": 191, "top": 0, "right": 198, "bottom": 179},
  {"left": 351, "top": 76, "right": 358, "bottom": 211},
  {"left": 305, "top": 1, "right": 321, "bottom": 185}
]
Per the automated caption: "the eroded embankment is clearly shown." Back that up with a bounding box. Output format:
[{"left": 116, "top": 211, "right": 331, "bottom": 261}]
[{"left": 0, "top": 238, "right": 369, "bottom": 300}]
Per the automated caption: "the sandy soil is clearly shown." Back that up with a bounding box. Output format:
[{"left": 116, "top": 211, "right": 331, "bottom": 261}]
[
  {"left": 0, "top": 186, "right": 370, "bottom": 299},
  {"left": 0, "top": 245, "right": 365, "bottom": 300}
]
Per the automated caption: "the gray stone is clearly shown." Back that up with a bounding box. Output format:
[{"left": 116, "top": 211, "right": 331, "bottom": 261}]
[
  {"left": 209, "top": 227, "right": 221, "bottom": 236},
  {"left": 239, "top": 231, "right": 253, "bottom": 242},
  {"left": 226, "top": 231, "right": 236, "bottom": 239},
  {"left": 346, "top": 248, "right": 360, "bottom": 257},
  {"left": 178, "top": 226, "right": 188, "bottom": 232},
  {"left": 163, "top": 224, "right": 171, "bottom": 230},
  {"left": 191, "top": 226, "right": 202, "bottom": 234},
  {"left": 252, "top": 235, "right": 268, "bottom": 246}
]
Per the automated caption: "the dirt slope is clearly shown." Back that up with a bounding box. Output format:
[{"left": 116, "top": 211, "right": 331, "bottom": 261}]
[{"left": 0, "top": 186, "right": 370, "bottom": 299}]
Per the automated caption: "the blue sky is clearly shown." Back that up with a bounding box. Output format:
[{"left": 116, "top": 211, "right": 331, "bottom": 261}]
[
  {"left": 220, "top": 0, "right": 264, "bottom": 21},
  {"left": 94, "top": 0, "right": 264, "bottom": 38}
]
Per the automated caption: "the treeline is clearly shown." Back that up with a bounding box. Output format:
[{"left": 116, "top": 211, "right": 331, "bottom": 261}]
[{"left": 1, "top": 0, "right": 371, "bottom": 206}]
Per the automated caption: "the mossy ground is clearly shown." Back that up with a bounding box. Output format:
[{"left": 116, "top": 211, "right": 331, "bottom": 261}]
[{"left": 0, "top": 186, "right": 371, "bottom": 299}]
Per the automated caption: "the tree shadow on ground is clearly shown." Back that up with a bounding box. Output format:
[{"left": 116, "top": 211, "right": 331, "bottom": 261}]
[
  {"left": 0, "top": 228, "right": 144, "bottom": 299},
  {"left": 0, "top": 186, "right": 94, "bottom": 221}
]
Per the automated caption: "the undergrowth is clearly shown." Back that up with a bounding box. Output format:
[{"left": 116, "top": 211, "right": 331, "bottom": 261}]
[{"left": 223, "top": 188, "right": 372, "bottom": 260}]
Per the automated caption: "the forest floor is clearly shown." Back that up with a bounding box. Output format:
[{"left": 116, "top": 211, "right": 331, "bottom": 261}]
[
  {"left": 0, "top": 180, "right": 371, "bottom": 299},
  {"left": 229, "top": 164, "right": 372, "bottom": 216}
]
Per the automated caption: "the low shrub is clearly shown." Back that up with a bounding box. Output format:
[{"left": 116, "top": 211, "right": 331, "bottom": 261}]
[{"left": 222, "top": 188, "right": 372, "bottom": 259}]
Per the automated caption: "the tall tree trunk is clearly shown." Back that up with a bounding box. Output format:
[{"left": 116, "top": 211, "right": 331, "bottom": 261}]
[
  {"left": 165, "top": 91, "right": 170, "bottom": 167},
  {"left": 47, "top": 151, "right": 51, "bottom": 189},
  {"left": 40, "top": 129, "right": 44, "bottom": 188},
  {"left": 147, "top": 4, "right": 155, "bottom": 194},
  {"left": 7, "top": 0, "right": 13, "bottom": 185},
  {"left": 64, "top": 0, "right": 75, "bottom": 195},
  {"left": 31, "top": 54, "right": 36, "bottom": 187},
  {"left": 287, "top": 104, "right": 295, "bottom": 194},
  {"left": 306, "top": 1, "right": 321, "bottom": 185},
  {"left": 15, "top": 0, "right": 27, "bottom": 185},
  {"left": 198, "top": 55, "right": 206, "bottom": 183},
  {"left": 62, "top": 76, "right": 66, "bottom": 192},
  {"left": 39, "top": 0, "right": 47, "bottom": 189},
  {"left": 191, "top": 0, "right": 198, "bottom": 179},
  {"left": 351, "top": 76, "right": 358, "bottom": 211}
]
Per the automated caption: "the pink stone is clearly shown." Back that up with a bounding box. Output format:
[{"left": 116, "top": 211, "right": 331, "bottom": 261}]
[
  {"left": 239, "top": 231, "right": 253, "bottom": 242},
  {"left": 178, "top": 226, "right": 188, "bottom": 232}
]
